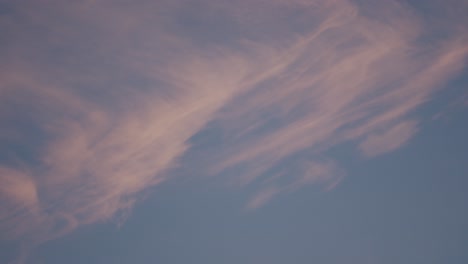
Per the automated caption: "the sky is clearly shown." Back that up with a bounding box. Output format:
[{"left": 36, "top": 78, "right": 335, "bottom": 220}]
[{"left": 0, "top": 0, "right": 467, "bottom": 263}]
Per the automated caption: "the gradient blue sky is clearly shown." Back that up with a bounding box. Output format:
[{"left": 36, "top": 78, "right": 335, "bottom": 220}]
[{"left": 0, "top": 0, "right": 467, "bottom": 263}]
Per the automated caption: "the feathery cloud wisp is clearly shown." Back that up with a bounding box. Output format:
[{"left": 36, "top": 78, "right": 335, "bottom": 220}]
[{"left": 0, "top": 0, "right": 467, "bottom": 254}]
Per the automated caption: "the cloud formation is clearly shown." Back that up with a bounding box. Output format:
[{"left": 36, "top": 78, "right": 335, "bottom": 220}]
[{"left": 0, "top": 0, "right": 467, "bottom": 256}]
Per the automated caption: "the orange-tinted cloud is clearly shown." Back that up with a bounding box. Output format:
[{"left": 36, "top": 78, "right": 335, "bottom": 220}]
[{"left": 0, "top": 1, "right": 467, "bottom": 258}]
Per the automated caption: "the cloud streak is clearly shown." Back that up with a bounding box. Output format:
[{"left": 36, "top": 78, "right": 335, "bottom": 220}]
[{"left": 0, "top": 0, "right": 467, "bottom": 259}]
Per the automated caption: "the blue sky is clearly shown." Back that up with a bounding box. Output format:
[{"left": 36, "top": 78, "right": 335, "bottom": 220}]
[{"left": 0, "top": 0, "right": 467, "bottom": 263}]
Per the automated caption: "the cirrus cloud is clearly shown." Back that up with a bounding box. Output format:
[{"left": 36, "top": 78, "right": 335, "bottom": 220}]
[{"left": 0, "top": 1, "right": 467, "bottom": 260}]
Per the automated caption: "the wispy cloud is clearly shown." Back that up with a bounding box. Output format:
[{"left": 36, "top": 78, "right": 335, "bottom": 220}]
[
  {"left": 0, "top": 0, "right": 467, "bottom": 259},
  {"left": 359, "top": 120, "right": 419, "bottom": 157}
]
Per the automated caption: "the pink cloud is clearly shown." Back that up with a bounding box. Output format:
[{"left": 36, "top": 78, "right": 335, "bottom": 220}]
[
  {"left": 0, "top": 1, "right": 467, "bottom": 260},
  {"left": 246, "top": 187, "right": 280, "bottom": 210},
  {"left": 359, "top": 120, "right": 419, "bottom": 157}
]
